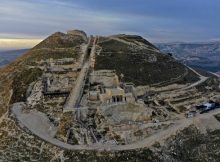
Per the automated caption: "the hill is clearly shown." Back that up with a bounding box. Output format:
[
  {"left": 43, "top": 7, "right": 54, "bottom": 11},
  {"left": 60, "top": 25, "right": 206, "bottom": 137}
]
[
  {"left": 156, "top": 42, "right": 220, "bottom": 72},
  {"left": 0, "top": 30, "right": 87, "bottom": 113},
  {"left": 95, "top": 35, "right": 199, "bottom": 86},
  {"left": 1, "top": 30, "right": 219, "bottom": 162},
  {"left": 34, "top": 30, "right": 87, "bottom": 49},
  {"left": 0, "top": 30, "right": 90, "bottom": 161}
]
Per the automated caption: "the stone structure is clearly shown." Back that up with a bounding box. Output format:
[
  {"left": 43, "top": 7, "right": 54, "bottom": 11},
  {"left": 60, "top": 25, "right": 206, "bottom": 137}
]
[
  {"left": 67, "top": 30, "right": 88, "bottom": 42},
  {"left": 88, "top": 70, "right": 136, "bottom": 105},
  {"left": 99, "top": 87, "right": 125, "bottom": 104},
  {"left": 90, "top": 70, "right": 119, "bottom": 88}
]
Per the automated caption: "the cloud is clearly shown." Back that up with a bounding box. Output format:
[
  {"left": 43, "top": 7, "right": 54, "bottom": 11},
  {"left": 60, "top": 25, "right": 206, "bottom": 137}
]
[
  {"left": 0, "top": 0, "right": 220, "bottom": 43},
  {"left": 0, "top": 0, "right": 131, "bottom": 38}
]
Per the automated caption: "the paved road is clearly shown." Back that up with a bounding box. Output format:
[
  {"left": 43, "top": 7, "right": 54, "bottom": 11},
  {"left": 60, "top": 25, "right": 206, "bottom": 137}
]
[
  {"left": 63, "top": 42, "right": 91, "bottom": 112},
  {"left": 63, "top": 36, "right": 97, "bottom": 112},
  {"left": 110, "top": 37, "right": 160, "bottom": 53},
  {"left": 12, "top": 102, "right": 220, "bottom": 151},
  {"left": 63, "top": 61, "right": 89, "bottom": 112}
]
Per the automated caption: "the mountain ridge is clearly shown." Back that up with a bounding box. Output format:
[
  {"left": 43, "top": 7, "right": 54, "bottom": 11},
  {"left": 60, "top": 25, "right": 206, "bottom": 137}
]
[
  {"left": 1, "top": 30, "right": 219, "bottom": 162},
  {"left": 156, "top": 42, "right": 220, "bottom": 72}
]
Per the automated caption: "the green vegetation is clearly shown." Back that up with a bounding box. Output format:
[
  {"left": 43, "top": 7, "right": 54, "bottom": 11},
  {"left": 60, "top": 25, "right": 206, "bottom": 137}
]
[
  {"left": 0, "top": 119, "right": 58, "bottom": 162},
  {"left": 196, "top": 78, "right": 220, "bottom": 92},
  {"left": 56, "top": 112, "right": 74, "bottom": 140},
  {"left": 25, "top": 48, "right": 80, "bottom": 63},
  {"left": 100, "top": 39, "right": 131, "bottom": 53},
  {"left": 10, "top": 68, "right": 43, "bottom": 103},
  {"left": 61, "top": 127, "right": 220, "bottom": 162},
  {"left": 3, "top": 31, "right": 220, "bottom": 162},
  {"left": 34, "top": 32, "right": 86, "bottom": 49},
  {"left": 63, "top": 149, "right": 158, "bottom": 162},
  {"left": 117, "top": 34, "right": 158, "bottom": 50},
  {"left": 95, "top": 39, "right": 192, "bottom": 86},
  {"left": 158, "top": 126, "right": 220, "bottom": 162},
  {"left": 175, "top": 69, "right": 200, "bottom": 84}
]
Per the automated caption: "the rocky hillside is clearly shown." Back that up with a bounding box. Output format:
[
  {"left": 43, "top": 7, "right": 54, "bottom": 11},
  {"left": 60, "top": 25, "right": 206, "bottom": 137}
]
[
  {"left": 1, "top": 30, "right": 219, "bottom": 161},
  {"left": 156, "top": 42, "right": 220, "bottom": 72},
  {"left": 0, "top": 30, "right": 89, "bottom": 161},
  {"left": 34, "top": 31, "right": 87, "bottom": 49},
  {"left": 0, "top": 30, "right": 87, "bottom": 115},
  {"left": 95, "top": 35, "right": 199, "bottom": 86}
]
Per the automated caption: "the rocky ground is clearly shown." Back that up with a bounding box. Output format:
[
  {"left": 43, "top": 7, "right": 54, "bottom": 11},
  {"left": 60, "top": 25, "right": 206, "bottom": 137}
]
[
  {"left": 1, "top": 112, "right": 220, "bottom": 162},
  {"left": 0, "top": 30, "right": 220, "bottom": 161}
]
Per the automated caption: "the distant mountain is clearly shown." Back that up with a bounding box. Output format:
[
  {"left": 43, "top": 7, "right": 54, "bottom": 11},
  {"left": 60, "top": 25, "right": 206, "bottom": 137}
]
[
  {"left": 156, "top": 42, "right": 220, "bottom": 72},
  {"left": 0, "top": 49, "right": 29, "bottom": 67}
]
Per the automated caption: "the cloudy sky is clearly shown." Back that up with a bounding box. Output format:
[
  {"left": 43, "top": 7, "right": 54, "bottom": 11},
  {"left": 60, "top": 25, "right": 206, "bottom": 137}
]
[{"left": 1, "top": 0, "right": 220, "bottom": 49}]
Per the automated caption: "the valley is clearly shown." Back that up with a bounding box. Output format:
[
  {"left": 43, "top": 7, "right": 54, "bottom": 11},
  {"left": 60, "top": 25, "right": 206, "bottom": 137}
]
[{"left": 157, "top": 42, "right": 220, "bottom": 73}]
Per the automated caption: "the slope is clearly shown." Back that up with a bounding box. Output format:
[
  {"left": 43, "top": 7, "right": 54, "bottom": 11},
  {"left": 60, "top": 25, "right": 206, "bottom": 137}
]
[{"left": 95, "top": 35, "right": 199, "bottom": 86}]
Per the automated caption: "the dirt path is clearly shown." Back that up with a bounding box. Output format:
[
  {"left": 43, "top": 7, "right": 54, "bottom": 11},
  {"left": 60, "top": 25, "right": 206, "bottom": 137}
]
[
  {"left": 12, "top": 102, "right": 220, "bottom": 151},
  {"left": 63, "top": 61, "right": 89, "bottom": 112},
  {"left": 183, "top": 66, "right": 208, "bottom": 90},
  {"left": 63, "top": 37, "right": 97, "bottom": 112},
  {"left": 63, "top": 39, "right": 91, "bottom": 112},
  {"left": 210, "top": 72, "right": 220, "bottom": 78},
  {"left": 107, "top": 109, "right": 220, "bottom": 150},
  {"left": 12, "top": 103, "right": 57, "bottom": 137}
]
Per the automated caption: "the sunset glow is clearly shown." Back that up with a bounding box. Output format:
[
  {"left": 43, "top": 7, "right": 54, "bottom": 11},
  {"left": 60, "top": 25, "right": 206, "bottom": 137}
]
[{"left": 0, "top": 39, "right": 42, "bottom": 50}]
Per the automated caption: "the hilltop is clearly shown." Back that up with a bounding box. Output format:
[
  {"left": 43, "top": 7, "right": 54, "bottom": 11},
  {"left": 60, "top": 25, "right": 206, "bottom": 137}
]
[
  {"left": 0, "top": 30, "right": 219, "bottom": 161},
  {"left": 95, "top": 34, "right": 199, "bottom": 85}
]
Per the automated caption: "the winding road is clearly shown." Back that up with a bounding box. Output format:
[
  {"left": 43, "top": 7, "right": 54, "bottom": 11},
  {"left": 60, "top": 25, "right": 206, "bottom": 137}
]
[
  {"left": 12, "top": 102, "right": 220, "bottom": 151},
  {"left": 210, "top": 72, "right": 220, "bottom": 78},
  {"left": 10, "top": 46, "right": 219, "bottom": 151},
  {"left": 183, "top": 66, "right": 208, "bottom": 90}
]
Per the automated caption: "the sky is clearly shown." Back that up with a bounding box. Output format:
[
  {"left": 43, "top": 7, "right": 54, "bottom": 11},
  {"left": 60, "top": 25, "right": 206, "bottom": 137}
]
[{"left": 1, "top": 0, "right": 220, "bottom": 49}]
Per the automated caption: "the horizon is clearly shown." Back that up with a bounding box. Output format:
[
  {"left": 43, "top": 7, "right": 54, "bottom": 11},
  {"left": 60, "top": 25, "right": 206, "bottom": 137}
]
[
  {"left": 2, "top": 32, "right": 220, "bottom": 50},
  {"left": 1, "top": 0, "right": 220, "bottom": 49},
  {"left": 0, "top": 38, "right": 42, "bottom": 50}
]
